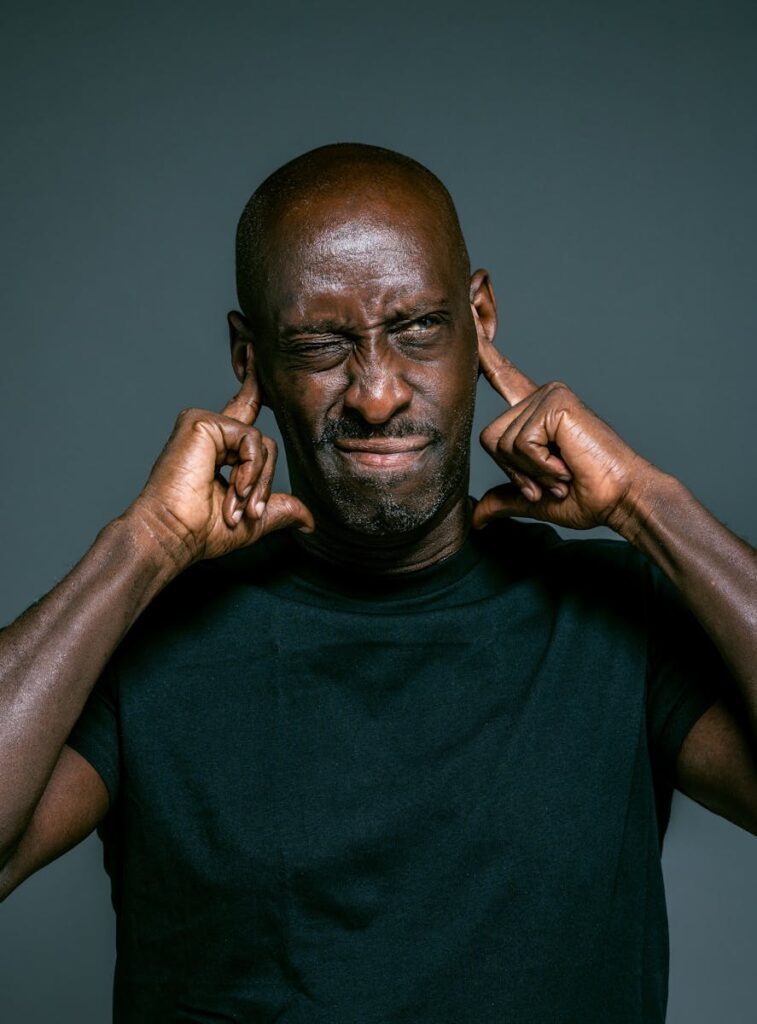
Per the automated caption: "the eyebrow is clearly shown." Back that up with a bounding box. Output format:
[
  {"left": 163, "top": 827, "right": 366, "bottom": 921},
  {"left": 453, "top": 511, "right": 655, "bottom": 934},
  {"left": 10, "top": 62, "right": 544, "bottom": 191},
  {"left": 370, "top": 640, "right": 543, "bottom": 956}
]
[
  {"left": 278, "top": 299, "right": 451, "bottom": 340},
  {"left": 278, "top": 319, "right": 348, "bottom": 340}
]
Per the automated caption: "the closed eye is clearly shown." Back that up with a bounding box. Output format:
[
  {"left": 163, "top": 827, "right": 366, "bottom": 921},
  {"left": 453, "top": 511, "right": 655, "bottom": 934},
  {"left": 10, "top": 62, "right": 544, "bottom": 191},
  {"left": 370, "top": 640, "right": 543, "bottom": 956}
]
[
  {"left": 285, "top": 336, "right": 349, "bottom": 354},
  {"left": 274, "top": 334, "right": 350, "bottom": 373}
]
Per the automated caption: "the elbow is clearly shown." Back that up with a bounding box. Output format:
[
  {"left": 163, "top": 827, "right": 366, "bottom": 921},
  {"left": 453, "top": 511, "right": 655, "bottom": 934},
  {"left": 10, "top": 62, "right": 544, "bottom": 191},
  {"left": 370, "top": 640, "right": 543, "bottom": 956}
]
[
  {"left": 0, "top": 833, "right": 21, "bottom": 891},
  {"left": 0, "top": 864, "right": 17, "bottom": 903},
  {"left": 0, "top": 834, "right": 18, "bottom": 876}
]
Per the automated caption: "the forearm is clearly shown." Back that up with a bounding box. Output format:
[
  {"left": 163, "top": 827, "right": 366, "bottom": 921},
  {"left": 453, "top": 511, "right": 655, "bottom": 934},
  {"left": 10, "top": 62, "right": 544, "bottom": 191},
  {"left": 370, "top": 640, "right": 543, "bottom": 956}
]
[
  {"left": 613, "top": 470, "right": 757, "bottom": 711},
  {"left": 0, "top": 512, "right": 181, "bottom": 860}
]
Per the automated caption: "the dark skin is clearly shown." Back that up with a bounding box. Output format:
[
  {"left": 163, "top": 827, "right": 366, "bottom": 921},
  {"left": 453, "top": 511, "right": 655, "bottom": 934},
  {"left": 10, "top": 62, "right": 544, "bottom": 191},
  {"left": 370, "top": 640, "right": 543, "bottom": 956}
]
[
  {"left": 0, "top": 175, "right": 756, "bottom": 909},
  {"left": 229, "top": 187, "right": 480, "bottom": 573}
]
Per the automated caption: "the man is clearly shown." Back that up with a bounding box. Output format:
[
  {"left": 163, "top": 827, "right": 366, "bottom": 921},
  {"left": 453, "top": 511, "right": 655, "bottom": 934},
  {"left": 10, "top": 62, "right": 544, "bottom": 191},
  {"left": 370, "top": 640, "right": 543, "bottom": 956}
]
[{"left": 0, "top": 142, "right": 754, "bottom": 1023}]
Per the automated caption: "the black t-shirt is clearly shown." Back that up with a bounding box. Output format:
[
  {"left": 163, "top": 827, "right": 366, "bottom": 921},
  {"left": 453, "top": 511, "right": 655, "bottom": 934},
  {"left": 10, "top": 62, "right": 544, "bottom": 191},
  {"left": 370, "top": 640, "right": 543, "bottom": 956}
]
[{"left": 66, "top": 517, "right": 724, "bottom": 1023}]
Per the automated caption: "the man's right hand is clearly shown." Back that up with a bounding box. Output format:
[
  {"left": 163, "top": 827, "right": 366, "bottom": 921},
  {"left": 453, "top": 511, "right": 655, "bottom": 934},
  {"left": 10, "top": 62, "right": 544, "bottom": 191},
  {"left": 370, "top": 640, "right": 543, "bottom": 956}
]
[
  {"left": 1, "top": 356, "right": 315, "bottom": 892},
  {"left": 126, "top": 359, "right": 314, "bottom": 572}
]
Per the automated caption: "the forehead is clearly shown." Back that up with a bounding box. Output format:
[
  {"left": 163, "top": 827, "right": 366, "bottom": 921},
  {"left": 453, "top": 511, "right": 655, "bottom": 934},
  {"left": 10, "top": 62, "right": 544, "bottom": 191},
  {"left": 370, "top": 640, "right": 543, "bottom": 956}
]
[{"left": 265, "top": 193, "right": 460, "bottom": 325}]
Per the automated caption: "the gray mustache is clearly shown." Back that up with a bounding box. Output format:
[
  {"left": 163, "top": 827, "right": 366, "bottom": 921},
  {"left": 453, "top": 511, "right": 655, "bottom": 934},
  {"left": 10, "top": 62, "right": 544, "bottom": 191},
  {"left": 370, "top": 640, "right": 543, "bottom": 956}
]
[{"left": 316, "top": 418, "right": 443, "bottom": 448}]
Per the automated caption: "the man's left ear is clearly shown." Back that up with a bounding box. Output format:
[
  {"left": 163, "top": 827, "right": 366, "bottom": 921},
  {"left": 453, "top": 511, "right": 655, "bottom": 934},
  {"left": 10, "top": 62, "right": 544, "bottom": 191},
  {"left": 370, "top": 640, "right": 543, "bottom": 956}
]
[
  {"left": 227, "top": 310, "right": 269, "bottom": 405},
  {"left": 469, "top": 270, "right": 498, "bottom": 374}
]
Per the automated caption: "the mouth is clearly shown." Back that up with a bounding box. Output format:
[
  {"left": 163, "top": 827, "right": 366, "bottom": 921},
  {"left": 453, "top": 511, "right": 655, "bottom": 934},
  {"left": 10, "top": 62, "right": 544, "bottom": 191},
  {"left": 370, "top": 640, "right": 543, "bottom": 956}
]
[{"left": 333, "top": 435, "right": 431, "bottom": 471}]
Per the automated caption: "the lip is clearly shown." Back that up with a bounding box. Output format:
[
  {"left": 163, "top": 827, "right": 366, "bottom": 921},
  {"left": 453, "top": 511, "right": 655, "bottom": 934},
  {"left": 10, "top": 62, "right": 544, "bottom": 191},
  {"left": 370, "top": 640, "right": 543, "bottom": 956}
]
[
  {"left": 334, "top": 435, "right": 431, "bottom": 470},
  {"left": 334, "top": 435, "right": 430, "bottom": 454}
]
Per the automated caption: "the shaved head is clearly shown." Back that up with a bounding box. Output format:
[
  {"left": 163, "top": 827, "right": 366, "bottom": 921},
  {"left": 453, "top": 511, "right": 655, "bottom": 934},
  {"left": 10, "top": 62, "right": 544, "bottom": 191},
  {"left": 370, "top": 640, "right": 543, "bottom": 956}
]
[{"left": 235, "top": 143, "right": 470, "bottom": 330}]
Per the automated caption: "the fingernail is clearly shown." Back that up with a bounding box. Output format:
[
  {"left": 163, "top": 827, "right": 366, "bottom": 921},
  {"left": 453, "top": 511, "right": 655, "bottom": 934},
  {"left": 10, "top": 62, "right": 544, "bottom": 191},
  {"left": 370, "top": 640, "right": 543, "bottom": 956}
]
[
  {"left": 255, "top": 501, "right": 266, "bottom": 518},
  {"left": 550, "top": 486, "right": 566, "bottom": 499},
  {"left": 240, "top": 484, "right": 252, "bottom": 499},
  {"left": 231, "top": 507, "right": 243, "bottom": 524}
]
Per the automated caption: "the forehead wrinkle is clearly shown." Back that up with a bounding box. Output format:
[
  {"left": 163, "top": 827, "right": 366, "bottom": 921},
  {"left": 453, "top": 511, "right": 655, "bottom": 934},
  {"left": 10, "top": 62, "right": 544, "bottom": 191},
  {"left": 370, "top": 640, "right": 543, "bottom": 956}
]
[
  {"left": 269, "top": 237, "right": 426, "bottom": 300},
  {"left": 277, "top": 284, "right": 450, "bottom": 331},
  {"left": 272, "top": 248, "right": 449, "bottom": 328}
]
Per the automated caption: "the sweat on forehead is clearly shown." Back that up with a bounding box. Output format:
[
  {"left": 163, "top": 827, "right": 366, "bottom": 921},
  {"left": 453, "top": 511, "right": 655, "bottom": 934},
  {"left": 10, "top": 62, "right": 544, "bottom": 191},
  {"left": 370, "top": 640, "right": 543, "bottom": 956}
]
[{"left": 235, "top": 143, "right": 470, "bottom": 325}]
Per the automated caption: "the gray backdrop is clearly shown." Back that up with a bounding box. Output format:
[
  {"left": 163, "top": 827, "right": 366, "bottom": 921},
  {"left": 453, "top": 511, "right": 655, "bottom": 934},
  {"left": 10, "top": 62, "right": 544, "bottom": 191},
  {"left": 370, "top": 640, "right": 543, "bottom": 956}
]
[{"left": 1, "top": 1, "right": 755, "bottom": 1020}]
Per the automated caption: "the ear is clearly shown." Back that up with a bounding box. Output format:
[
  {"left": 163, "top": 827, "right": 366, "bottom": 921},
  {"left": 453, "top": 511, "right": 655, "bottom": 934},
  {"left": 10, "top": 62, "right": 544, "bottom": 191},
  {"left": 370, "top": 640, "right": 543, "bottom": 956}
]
[
  {"left": 469, "top": 270, "right": 498, "bottom": 374},
  {"left": 227, "top": 310, "right": 269, "bottom": 406}
]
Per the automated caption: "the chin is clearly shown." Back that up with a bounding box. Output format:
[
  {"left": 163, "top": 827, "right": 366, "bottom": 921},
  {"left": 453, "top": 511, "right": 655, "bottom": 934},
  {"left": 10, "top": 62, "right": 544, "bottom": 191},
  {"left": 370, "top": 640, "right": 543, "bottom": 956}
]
[
  {"left": 321, "top": 472, "right": 463, "bottom": 538},
  {"left": 297, "top": 437, "right": 471, "bottom": 537},
  {"left": 334, "top": 498, "right": 438, "bottom": 536}
]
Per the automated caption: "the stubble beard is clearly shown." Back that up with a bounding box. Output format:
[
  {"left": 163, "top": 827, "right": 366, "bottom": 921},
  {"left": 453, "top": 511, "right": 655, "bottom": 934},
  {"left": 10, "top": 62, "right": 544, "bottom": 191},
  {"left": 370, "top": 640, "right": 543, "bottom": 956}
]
[
  {"left": 308, "top": 411, "right": 474, "bottom": 537},
  {"left": 321, "top": 445, "right": 468, "bottom": 535}
]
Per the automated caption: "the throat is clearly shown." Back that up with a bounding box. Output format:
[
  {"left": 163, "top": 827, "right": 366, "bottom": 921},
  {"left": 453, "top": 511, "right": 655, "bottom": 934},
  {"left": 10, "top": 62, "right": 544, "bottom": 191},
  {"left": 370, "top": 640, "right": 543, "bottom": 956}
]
[{"left": 291, "top": 493, "right": 473, "bottom": 576}]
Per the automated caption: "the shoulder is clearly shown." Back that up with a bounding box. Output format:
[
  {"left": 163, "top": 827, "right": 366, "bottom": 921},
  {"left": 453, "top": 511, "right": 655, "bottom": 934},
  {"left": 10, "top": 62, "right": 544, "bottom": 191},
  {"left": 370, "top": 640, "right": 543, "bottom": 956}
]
[
  {"left": 474, "top": 518, "right": 654, "bottom": 616},
  {"left": 476, "top": 517, "right": 647, "bottom": 578}
]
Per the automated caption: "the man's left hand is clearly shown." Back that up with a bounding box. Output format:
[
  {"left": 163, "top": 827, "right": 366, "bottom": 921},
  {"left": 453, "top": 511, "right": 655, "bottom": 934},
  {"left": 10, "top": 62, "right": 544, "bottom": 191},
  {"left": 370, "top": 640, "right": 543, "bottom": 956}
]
[{"left": 473, "top": 335, "right": 659, "bottom": 533}]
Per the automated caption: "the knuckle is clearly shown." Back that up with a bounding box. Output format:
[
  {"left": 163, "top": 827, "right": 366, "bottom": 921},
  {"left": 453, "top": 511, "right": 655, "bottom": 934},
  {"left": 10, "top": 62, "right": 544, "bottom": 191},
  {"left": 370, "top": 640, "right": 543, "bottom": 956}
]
[
  {"left": 276, "top": 495, "right": 294, "bottom": 519},
  {"left": 495, "top": 433, "right": 511, "bottom": 455},
  {"left": 242, "top": 427, "right": 262, "bottom": 451},
  {"left": 513, "top": 434, "right": 531, "bottom": 456}
]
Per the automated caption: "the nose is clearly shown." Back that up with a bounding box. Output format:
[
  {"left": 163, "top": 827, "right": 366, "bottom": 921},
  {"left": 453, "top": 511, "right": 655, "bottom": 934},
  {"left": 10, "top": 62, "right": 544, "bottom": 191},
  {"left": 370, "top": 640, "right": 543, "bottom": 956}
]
[{"left": 341, "top": 345, "right": 413, "bottom": 425}]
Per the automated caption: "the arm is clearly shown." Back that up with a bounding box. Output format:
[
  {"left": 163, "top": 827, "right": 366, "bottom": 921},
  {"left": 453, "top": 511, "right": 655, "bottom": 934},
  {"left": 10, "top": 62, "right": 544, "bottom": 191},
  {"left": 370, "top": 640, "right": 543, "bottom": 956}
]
[
  {"left": 611, "top": 472, "right": 756, "bottom": 711},
  {"left": 0, "top": 362, "right": 313, "bottom": 886},
  {"left": 0, "top": 514, "right": 179, "bottom": 873},
  {"left": 0, "top": 747, "right": 112, "bottom": 901},
  {"left": 612, "top": 473, "right": 757, "bottom": 833},
  {"left": 469, "top": 301, "right": 757, "bottom": 832}
]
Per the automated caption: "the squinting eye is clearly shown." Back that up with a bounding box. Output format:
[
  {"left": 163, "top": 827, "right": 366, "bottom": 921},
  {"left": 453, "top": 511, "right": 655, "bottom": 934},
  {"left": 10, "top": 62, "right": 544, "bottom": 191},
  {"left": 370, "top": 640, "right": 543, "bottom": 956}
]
[
  {"left": 400, "top": 316, "right": 441, "bottom": 333},
  {"left": 393, "top": 315, "right": 444, "bottom": 346}
]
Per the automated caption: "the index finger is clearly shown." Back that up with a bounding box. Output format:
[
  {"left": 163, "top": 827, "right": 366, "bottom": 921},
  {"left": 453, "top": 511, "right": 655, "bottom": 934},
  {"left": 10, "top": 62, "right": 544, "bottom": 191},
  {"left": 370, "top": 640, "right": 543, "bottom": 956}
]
[
  {"left": 478, "top": 335, "right": 539, "bottom": 406},
  {"left": 222, "top": 369, "right": 262, "bottom": 426}
]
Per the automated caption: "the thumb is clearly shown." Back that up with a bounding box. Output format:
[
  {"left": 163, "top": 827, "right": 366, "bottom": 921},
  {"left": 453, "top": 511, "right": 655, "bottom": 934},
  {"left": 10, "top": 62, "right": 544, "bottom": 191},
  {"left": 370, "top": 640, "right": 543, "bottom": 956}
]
[
  {"left": 472, "top": 483, "right": 539, "bottom": 529},
  {"left": 260, "top": 492, "right": 316, "bottom": 536}
]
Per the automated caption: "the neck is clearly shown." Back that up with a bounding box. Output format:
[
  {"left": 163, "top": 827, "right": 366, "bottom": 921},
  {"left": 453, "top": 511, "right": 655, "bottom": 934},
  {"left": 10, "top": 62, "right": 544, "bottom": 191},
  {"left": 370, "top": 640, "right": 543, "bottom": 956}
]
[{"left": 291, "top": 491, "right": 473, "bottom": 576}]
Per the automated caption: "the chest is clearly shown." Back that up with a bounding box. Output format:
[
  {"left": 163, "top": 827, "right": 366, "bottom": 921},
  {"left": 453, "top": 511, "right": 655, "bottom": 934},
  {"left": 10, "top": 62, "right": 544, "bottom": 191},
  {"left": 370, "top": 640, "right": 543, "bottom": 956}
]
[{"left": 116, "top": 591, "right": 647, "bottom": 894}]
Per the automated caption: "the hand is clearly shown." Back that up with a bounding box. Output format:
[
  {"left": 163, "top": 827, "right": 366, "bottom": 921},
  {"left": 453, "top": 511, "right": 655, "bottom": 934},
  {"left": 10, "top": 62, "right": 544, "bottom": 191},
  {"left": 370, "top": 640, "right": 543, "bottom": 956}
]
[
  {"left": 126, "top": 351, "right": 314, "bottom": 570},
  {"left": 472, "top": 335, "right": 657, "bottom": 533}
]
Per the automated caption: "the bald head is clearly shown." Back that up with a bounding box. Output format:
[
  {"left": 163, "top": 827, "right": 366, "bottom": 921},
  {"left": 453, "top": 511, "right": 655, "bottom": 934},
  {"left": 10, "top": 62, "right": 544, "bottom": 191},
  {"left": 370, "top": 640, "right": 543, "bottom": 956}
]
[{"left": 235, "top": 143, "right": 470, "bottom": 331}]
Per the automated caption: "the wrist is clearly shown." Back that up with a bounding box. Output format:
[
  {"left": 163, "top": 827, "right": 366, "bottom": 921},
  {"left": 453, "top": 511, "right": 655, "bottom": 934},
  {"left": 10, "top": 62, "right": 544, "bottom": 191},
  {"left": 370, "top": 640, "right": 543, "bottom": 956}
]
[
  {"left": 605, "top": 462, "right": 683, "bottom": 547},
  {"left": 112, "top": 500, "right": 196, "bottom": 582}
]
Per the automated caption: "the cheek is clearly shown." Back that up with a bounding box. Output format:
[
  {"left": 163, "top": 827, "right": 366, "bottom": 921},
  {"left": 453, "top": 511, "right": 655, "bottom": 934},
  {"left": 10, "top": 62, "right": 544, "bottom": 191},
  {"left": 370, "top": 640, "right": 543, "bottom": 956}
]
[
  {"left": 436, "top": 366, "right": 478, "bottom": 441},
  {"left": 268, "top": 374, "right": 341, "bottom": 442},
  {"left": 431, "top": 351, "right": 478, "bottom": 408}
]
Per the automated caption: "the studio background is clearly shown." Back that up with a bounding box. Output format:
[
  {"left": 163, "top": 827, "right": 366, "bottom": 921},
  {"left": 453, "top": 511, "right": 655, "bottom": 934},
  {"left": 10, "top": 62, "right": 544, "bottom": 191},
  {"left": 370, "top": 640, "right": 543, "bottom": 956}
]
[{"left": 1, "top": 1, "right": 755, "bottom": 1020}]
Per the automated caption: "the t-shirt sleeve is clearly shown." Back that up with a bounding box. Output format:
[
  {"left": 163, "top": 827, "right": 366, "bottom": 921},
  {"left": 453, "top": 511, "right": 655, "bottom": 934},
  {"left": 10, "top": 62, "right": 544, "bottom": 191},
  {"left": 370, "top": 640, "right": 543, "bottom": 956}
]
[
  {"left": 644, "top": 559, "right": 730, "bottom": 781},
  {"left": 65, "top": 658, "right": 120, "bottom": 806}
]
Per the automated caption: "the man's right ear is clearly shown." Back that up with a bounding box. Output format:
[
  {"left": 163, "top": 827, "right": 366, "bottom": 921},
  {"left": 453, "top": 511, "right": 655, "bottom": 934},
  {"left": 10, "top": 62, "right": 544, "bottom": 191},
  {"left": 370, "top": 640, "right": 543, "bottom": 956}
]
[{"left": 227, "top": 311, "right": 269, "bottom": 406}]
